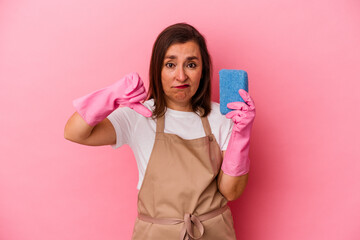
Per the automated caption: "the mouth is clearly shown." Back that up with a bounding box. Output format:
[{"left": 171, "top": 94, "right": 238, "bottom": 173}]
[{"left": 174, "top": 84, "right": 190, "bottom": 89}]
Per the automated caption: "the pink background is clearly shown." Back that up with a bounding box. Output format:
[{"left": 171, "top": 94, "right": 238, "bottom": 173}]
[{"left": 1, "top": 0, "right": 359, "bottom": 239}]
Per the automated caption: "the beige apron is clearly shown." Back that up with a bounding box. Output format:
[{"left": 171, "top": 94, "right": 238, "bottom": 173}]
[{"left": 131, "top": 114, "right": 237, "bottom": 240}]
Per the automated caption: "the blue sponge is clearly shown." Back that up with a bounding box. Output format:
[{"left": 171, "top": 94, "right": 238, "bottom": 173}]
[{"left": 219, "top": 69, "right": 249, "bottom": 115}]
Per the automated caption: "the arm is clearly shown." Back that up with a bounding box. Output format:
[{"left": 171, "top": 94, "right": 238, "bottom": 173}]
[
  {"left": 64, "top": 72, "right": 151, "bottom": 146},
  {"left": 217, "top": 151, "right": 249, "bottom": 201},
  {"left": 218, "top": 89, "right": 255, "bottom": 201},
  {"left": 64, "top": 112, "right": 116, "bottom": 146}
]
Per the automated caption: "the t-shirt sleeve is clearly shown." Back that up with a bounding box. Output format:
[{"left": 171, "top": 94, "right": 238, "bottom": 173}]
[
  {"left": 220, "top": 118, "right": 234, "bottom": 151},
  {"left": 106, "top": 107, "right": 136, "bottom": 149}
]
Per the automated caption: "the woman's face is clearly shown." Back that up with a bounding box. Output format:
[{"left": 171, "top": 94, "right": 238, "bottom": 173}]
[{"left": 161, "top": 40, "right": 202, "bottom": 111}]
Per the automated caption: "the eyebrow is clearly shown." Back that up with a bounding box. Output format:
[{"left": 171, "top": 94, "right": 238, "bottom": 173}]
[{"left": 164, "top": 55, "right": 199, "bottom": 61}]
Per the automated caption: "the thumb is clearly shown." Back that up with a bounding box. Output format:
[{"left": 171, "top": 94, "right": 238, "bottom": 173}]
[
  {"left": 127, "top": 102, "right": 152, "bottom": 117},
  {"left": 238, "top": 89, "right": 249, "bottom": 101}
]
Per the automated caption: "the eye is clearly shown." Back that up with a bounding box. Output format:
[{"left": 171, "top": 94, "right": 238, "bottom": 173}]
[
  {"left": 187, "top": 63, "right": 197, "bottom": 68},
  {"left": 165, "top": 63, "right": 175, "bottom": 68}
]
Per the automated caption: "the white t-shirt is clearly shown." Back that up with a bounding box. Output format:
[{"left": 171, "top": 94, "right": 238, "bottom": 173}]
[{"left": 107, "top": 99, "right": 234, "bottom": 190}]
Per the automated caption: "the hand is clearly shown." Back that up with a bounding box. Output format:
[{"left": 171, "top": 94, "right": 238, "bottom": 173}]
[
  {"left": 111, "top": 72, "right": 152, "bottom": 117},
  {"left": 73, "top": 72, "right": 152, "bottom": 126},
  {"left": 225, "top": 89, "right": 256, "bottom": 132}
]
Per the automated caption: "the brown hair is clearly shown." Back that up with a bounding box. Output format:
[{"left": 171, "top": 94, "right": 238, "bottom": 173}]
[{"left": 147, "top": 22, "right": 212, "bottom": 119}]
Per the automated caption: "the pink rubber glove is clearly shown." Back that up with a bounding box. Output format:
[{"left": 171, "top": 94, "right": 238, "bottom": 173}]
[
  {"left": 221, "top": 89, "right": 256, "bottom": 176},
  {"left": 73, "top": 72, "right": 152, "bottom": 126}
]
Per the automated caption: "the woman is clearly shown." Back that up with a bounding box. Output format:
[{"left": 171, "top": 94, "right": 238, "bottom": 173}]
[{"left": 64, "top": 22, "right": 255, "bottom": 239}]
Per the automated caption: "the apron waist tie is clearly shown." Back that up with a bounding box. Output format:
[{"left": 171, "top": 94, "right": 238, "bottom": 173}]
[{"left": 137, "top": 205, "right": 230, "bottom": 240}]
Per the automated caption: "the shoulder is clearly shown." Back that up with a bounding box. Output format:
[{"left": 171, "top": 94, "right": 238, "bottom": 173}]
[
  {"left": 208, "top": 101, "right": 233, "bottom": 128},
  {"left": 208, "top": 101, "right": 224, "bottom": 119},
  {"left": 142, "top": 98, "right": 155, "bottom": 112},
  {"left": 210, "top": 101, "right": 220, "bottom": 112}
]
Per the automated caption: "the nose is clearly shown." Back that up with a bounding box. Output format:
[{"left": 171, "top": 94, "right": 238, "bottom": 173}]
[{"left": 175, "top": 66, "right": 187, "bottom": 82}]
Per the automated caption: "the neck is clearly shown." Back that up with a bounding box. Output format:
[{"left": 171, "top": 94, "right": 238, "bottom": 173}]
[{"left": 166, "top": 99, "right": 192, "bottom": 112}]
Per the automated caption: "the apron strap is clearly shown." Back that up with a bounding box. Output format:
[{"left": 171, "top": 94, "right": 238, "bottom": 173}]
[
  {"left": 156, "top": 115, "right": 165, "bottom": 133},
  {"left": 200, "top": 117, "right": 212, "bottom": 136},
  {"left": 138, "top": 205, "right": 230, "bottom": 240}
]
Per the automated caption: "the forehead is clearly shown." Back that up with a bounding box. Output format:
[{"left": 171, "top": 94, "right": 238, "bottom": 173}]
[{"left": 164, "top": 41, "right": 201, "bottom": 59}]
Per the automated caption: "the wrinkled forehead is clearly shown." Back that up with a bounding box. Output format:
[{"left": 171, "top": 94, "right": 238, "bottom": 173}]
[{"left": 164, "top": 41, "right": 202, "bottom": 61}]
